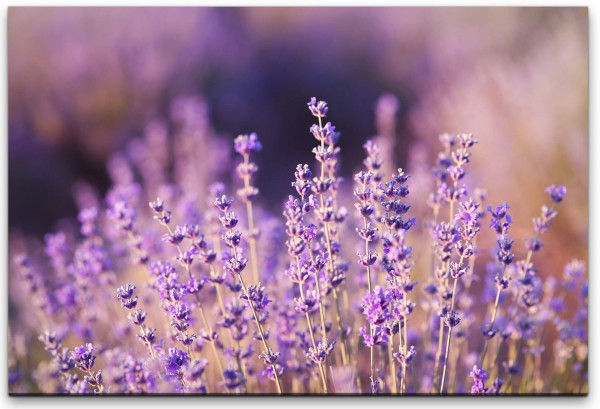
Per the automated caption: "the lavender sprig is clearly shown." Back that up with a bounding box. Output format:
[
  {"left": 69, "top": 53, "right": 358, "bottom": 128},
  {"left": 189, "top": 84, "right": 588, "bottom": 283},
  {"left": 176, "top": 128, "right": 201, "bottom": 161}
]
[
  {"left": 116, "top": 284, "right": 157, "bottom": 358},
  {"left": 354, "top": 168, "right": 380, "bottom": 394},
  {"left": 215, "top": 195, "right": 284, "bottom": 394},
  {"left": 234, "top": 132, "right": 262, "bottom": 284},
  {"left": 432, "top": 133, "right": 478, "bottom": 394},
  {"left": 284, "top": 195, "right": 330, "bottom": 393},
  {"left": 308, "top": 97, "right": 350, "bottom": 367},
  {"left": 71, "top": 343, "right": 104, "bottom": 394},
  {"left": 149, "top": 198, "right": 228, "bottom": 391},
  {"left": 479, "top": 202, "right": 514, "bottom": 369}
]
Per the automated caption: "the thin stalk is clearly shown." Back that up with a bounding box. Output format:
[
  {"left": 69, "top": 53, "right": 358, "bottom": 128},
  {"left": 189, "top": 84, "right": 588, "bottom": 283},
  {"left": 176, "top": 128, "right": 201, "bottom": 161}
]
[
  {"left": 233, "top": 246, "right": 283, "bottom": 394},
  {"left": 402, "top": 314, "right": 408, "bottom": 393},
  {"left": 332, "top": 287, "right": 349, "bottom": 365},
  {"left": 439, "top": 277, "right": 458, "bottom": 394},
  {"left": 439, "top": 327, "right": 453, "bottom": 394},
  {"left": 241, "top": 152, "right": 260, "bottom": 284},
  {"left": 317, "top": 116, "right": 349, "bottom": 366},
  {"left": 139, "top": 322, "right": 156, "bottom": 359},
  {"left": 84, "top": 369, "right": 104, "bottom": 394},
  {"left": 210, "top": 264, "right": 247, "bottom": 391},
  {"left": 432, "top": 319, "right": 445, "bottom": 392},
  {"left": 480, "top": 286, "right": 502, "bottom": 368},
  {"left": 163, "top": 224, "right": 227, "bottom": 388},
  {"left": 432, "top": 196, "right": 455, "bottom": 392},
  {"left": 398, "top": 322, "right": 405, "bottom": 394},
  {"left": 389, "top": 333, "right": 397, "bottom": 393},
  {"left": 297, "top": 256, "right": 329, "bottom": 393},
  {"left": 306, "top": 215, "right": 329, "bottom": 345}
]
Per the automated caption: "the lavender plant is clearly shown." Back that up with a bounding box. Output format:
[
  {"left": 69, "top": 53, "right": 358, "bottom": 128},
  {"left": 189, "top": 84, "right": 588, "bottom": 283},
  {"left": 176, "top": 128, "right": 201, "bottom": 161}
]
[{"left": 8, "top": 95, "right": 587, "bottom": 395}]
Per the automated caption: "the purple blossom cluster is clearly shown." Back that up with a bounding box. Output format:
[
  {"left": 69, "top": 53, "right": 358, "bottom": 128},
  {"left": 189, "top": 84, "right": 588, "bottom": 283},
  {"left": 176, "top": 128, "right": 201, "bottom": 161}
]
[{"left": 8, "top": 96, "right": 587, "bottom": 395}]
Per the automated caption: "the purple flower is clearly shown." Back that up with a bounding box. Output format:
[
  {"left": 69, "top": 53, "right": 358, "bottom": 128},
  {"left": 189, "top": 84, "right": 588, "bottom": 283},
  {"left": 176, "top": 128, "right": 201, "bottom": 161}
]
[
  {"left": 494, "top": 273, "right": 511, "bottom": 290},
  {"left": 163, "top": 226, "right": 185, "bottom": 245},
  {"left": 545, "top": 184, "right": 567, "bottom": 203},
  {"left": 184, "top": 359, "right": 209, "bottom": 382},
  {"left": 262, "top": 364, "right": 284, "bottom": 382},
  {"left": 176, "top": 249, "right": 195, "bottom": 267},
  {"left": 165, "top": 348, "right": 189, "bottom": 376},
  {"left": 38, "top": 331, "right": 61, "bottom": 355},
  {"left": 456, "top": 133, "right": 477, "bottom": 148},
  {"left": 393, "top": 345, "right": 416, "bottom": 365},
  {"left": 488, "top": 202, "right": 512, "bottom": 234},
  {"left": 356, "top": 222, "right": 378, "bottom": 242},
  {"left": 128, "top": 309, "right": 147, "bottom": 326},
  {"left": 307, "top": 97, "right": 328, "bottom": 117},
  {"left": 176, "top": 333, "right": 197, "bottom": 347},
  {"left": 292, "top": 164, "right": 313, "bottom": 196},
  {"left": 456, "top": 199, "right": 482, "bottom": 230},
  {"left": 117, "top": 284, "right": 138, "bottom": 309},
  {"left": 489, "top": 378, "right": 504, "bottom": 395},
  {"left": 449, "top": 261, "right": 469, "bottom": 279},
  {"left": 222, "top": 368, "right": 245, "bottom": 390},
  {"left": 310, "top": 122, "right": 338, "bottom": 145},
  {"left": 234, "top": 132, "right": 262, "bottom": 155},
  {"left": 294, "top": 290, "right": 320, "bottom": 314},
  {"left": 357, "top": 250, "right": 378, "bottom": 267},
  {"left": 240, "top": 284, "right": 271, "bottom": 312},
  {"left": 181, "top": 224, "right": 200, "bottom": 238},
  {"left": 185, "top": 276, "right": 205, "bottom": 294},
  {"left": 223, "top": 230, "right": 242, "bottom": 247},
  {"left": 361, "top": 286, "right": 390, "bottom": 325},
  {"left": 71, "top": 343, "right": 96, "bottom": 372},
  {"left": 363, "top": 140, "right": 384, "bottom": 173},
  {"left": 258, "top": 348, "right": 281, "bottom": 365},
  {"left": 224, "top": 255, "right": 248, "bottom": 275},
  {"left": 306, "top": 340, "right": 335, "bottom": 363},
  {"left": 169, "top": 302, "right": 191, "bottom": 322},
  {"left": 563, "top": 259, "right": 585, "bottom": 290},
  {"left": 137, "top": 327, "right": 156, "bottom": 345},
  {"left": 78, "top": 207, "right": 99, "bottom": 236},
  {"left": 469, "top": 365, "right": 489, "bottom": 394},
  {"left": 214, "top": 195, "right": 234, "bottom": 212},
  {"left": 480, "top": 323, "right": 498, "bottom": 339},
  {"left": 359, "top": 326, "right": 388, "bottom": 347},
  {"left": 148, "top": 197, "right": 164, "bottom": 213},
  {"left": 441, "top": 310, "right": 461, "bottom": 328},
  {"left": 285, "top": 260, "right": 313, "bottom": 285}
]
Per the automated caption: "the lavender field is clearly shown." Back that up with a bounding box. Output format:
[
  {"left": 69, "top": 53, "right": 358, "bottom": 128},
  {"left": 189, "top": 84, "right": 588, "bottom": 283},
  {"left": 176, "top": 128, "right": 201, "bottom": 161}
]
[{"left": 7, "top": 7, "right": 588, "bottom": 395}]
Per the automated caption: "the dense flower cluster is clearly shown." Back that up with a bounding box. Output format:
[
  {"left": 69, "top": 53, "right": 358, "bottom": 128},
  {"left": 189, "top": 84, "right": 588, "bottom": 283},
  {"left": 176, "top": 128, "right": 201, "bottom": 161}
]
[{"left": 8, "top": 96, "right": 587, "bottom": 395}]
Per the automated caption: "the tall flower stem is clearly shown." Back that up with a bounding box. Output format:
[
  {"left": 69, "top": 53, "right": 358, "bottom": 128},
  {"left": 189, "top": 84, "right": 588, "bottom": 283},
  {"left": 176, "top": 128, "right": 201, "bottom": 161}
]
[
  {"left": 439, "top": 326, "right": 453, "bottom": 394},
  {"left": 316, "top": 114, "right": 349, "bottom": 366},
  {"left": 402, "top": 307, "right": 409, "bottom": 393},
  {"left": 480, "top": 285, "right": 502, "bottom": 367},
  {"left": 389, "top": 332, "right": 398, "bottom": 393},
  {"left": 355, "top": 171, "right": 376, "bottom": 393},
  {"left": 209, "top": 222, "right": 250, "bottom": 387},
  {"left": 163, "top": 224, "right": 227, "bottom": 386},
  {"left": 296, "top": 256, "right": 329, "bottom": 393},
  {"left": 233, "top": 256, "right": 283, "bottom": 394},
  {"left": 306, "top": 246, "right": 331, "bottom": 357},
  {"left": 241, "top": 152, "right": 260, "bottom": 285},
  {"left": 432, "top": 313, "right": 445, "bottom": 392},
  {"left": 432, "top": 198, "right": 455, "bottom": 392},
  {"left": 439, "top": 278, "right": 458, "bottom": 394},
  {"left": 331, "top": 287, "right": 349, "bottom": 365}
]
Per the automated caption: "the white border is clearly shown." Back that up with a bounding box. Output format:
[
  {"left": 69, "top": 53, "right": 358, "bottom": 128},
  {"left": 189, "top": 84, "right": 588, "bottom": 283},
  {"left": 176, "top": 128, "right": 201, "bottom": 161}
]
[{"left": 1, "top": 2, "right": 595, "bottom": 409}]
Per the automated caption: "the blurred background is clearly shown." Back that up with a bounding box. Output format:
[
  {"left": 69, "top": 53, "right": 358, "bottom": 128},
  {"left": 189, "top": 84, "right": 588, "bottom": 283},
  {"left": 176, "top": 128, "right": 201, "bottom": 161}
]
[{"left": 8, "top": 7, "right": 588, "bottom": 262}]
